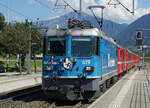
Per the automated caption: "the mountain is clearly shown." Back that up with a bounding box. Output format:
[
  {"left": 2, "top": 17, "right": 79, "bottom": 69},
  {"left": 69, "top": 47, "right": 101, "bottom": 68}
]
[
  {"left": 117, "top": 13, "right": 150, "bottom": 47},
  {"left": 39, "top": 12, "right": 128, "bottom": 39}
]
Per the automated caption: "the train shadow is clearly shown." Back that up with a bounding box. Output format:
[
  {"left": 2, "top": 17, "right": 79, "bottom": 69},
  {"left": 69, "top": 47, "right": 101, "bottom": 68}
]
[{"left": 7, "top": 89, "right": 84, "bottom": 107}]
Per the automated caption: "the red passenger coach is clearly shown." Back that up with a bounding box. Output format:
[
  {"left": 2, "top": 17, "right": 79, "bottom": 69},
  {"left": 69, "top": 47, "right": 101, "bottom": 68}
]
[
  {"left": 117, "top": 47, "right": 128, "bottom": 75},
  {"left": 123, "top": 49, "right": 128, "bottom": 72},
  {"left": 117, "top": 46, "right": 140, "bottom": 75},
  {"left": 117, "top": 47, "right": 123, "bottom": 75},
  {"left": 128, "top": 51, "right": 132, "bottom": 69}
]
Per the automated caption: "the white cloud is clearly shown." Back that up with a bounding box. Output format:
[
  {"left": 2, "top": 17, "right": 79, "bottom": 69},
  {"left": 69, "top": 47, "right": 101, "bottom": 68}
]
[
  {"left": 135, "top": 8, "right": 150, "bottom": 18},
  {"left": 47, "top": 0, "right": 150, "bottom": 24},
  {"left": 93, "top": 0, "right": 150, "bottom": 24},
  {"left": 48, "top": 15, "right": 60, "bottom": 20}
]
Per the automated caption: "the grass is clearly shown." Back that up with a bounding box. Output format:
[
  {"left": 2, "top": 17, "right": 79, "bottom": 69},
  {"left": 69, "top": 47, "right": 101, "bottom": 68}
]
[
  {"left": 2, "top": 60, "right": 16, "bottom": 67},
  {"left": 1, "top": 60, "right": 42, "bottom": 67},
  {"left": 0, "top": 59, "right": 42, "bottom": 72},
  {"left": 30, "top": 60, "right": 42, "bottom": 68}
]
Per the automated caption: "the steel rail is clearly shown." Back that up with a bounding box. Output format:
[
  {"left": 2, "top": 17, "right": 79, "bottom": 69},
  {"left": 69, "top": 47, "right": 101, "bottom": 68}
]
[{"left": 0, "top": 86, "right": 41, "bottom": 106}]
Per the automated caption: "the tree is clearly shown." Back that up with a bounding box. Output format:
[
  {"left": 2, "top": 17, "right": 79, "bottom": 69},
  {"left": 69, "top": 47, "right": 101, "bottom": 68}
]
[
  {"left": 0, "top": 21, "right": 43, "bottom": 72},
  {"left": 0, "top": 13, "right": 6, "bottom": 55},
  {"left": 1, "top": 23, "right": 29, "bottom": 55},
  {"left": 0, "top": 13, "right": 5, "bottom": 31}
]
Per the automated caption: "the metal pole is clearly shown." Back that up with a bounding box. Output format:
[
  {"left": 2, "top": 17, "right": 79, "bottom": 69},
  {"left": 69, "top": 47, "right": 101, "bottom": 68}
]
[
  {"left": 132, "top": 0, "right": 134, "bottom": 15},
  {"left": 142, "top": 46, "right": 144, "bottom": 68},
  {"left": 141, "top": 36, "right": 144, "bottom": 68},
  {"left": 29, "top": 24, "right": 31, "bottom": 73},
  {"left": 6, "top": 54, "right": 8, "bottom": 72},
  {"left": 6, "top": 0, "right": 9, "bottom": 24},
  {"left": 19, "top": 54, "right": 22, "bottom": 74},
  {"left": 101, "top": 8, "right": 104, "bottom": 30},
  {"left": 27, "top": 23, "right": 32, "bottom": 74},
  {"left": 79, "top": 0, "right": 82, "bottom": 16},
  {"left": 143, "top": 52, "right": 144, "bottom": 68}
]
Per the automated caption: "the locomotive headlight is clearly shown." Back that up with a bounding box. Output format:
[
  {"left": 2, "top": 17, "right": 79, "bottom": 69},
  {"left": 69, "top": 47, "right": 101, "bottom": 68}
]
[
  {"left": 44, "top": 66, "right": 52, "bottom": 71},
  {"left": 85, "top": 66, "right": 94, "bottom": 72}
]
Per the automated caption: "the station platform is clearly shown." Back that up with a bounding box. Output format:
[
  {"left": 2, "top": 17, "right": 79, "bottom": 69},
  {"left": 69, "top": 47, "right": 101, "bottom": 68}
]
[
  {"left": 88, "top": 64, "right": 150, "bottom": 108},
  {"left": 0, "top": 72, "right": 42, "bottom": 94}
]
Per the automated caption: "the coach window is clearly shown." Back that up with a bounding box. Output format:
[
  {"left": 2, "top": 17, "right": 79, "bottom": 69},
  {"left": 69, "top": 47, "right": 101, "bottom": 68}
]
[
  {"left": 123, "top": 49, "right": 125, "bottom": 61},
  {"left": 128, "top": 54, "right": 131, "bottom": 60},
  {"left": 120, "top": 50, "right": 123, "bottom": 61}
]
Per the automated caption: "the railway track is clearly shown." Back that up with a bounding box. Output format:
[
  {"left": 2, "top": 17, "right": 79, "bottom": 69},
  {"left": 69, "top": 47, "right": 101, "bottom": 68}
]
[
  {"left": 0, "top": 85, "right": 42, "bottom": 108},
  {"left": 0, "top": 85, "right": 93, "bottom": 108},
  {"left": 45, "top": 100, "right": 94, "bottom": 108},
  {"left": 0, "top": 74, "right": 125, "bottom": 108},
  {"left": 0, "top": 83, "right": 125, "bottom": 108},
  {"left": 0, "top": 67, "right": 139, "bottom": 108}
]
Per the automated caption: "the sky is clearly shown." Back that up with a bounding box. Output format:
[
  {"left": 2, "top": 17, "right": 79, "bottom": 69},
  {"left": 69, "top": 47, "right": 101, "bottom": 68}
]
[{"left": 0, "top": 0, "right": 150, "bottom": 24}]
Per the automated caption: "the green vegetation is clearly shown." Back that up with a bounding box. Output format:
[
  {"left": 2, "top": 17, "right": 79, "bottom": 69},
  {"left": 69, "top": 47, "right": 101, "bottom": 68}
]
[
  {"left": 30, "top": 60, "right": 42, "bottom": 68},
  {"left": 0, "top": 13, "right": 5, "bottom": 31},
  {"left": 0, "top": 12, "right": 43, "bottom": 73},
  {"left": 2, "top": 60, "right": 16, "bottom": 68},
  {"left": 2, "top": 60, "right": 42, "bottom": 68},
  {"left": 144, "top": 56, "right": 150, "bottom": 61},
  {"left": 1, "top": 60, "right": 42, "bottom": 72}
]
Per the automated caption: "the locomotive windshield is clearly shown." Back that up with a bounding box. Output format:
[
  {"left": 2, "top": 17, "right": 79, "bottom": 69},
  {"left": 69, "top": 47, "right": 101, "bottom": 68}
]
[
  {"left": 71, "top": 37, "right": 99, "bottom": 57},
  {"left": 47, "top": 37, "right": 66, "bottom": 56}
]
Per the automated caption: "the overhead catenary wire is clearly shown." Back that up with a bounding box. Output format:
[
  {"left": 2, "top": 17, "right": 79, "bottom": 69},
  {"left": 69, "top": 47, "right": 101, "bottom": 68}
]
[
  {"left": 34, "top": 0, "right": 57, "bottom": 16},
  {"left": 54, "top": 0, "right": 68, "bottom": 8},
  {"left": 0, "top": 0, "right": 57, "bottom": 22},
  {"left": 107, "top": 0, "right": 134, "bottom": 15},
  {"left": 62, "top": 0, "right": 78, "bottom": 13},
  {"left": 0, "top": 2, "right": 33, "bottom": 21},
  {"left": 6, "top": 0, "right": 9, "bottom": 24},
  {"left": 116, "top": 0, "right": 134, "bottom": 15},
  {"left": 34, "top": 0, "right": 52, "bottom": 10},
  {"left": 54, "top": 0, "right": 81, "bottom": 16}
]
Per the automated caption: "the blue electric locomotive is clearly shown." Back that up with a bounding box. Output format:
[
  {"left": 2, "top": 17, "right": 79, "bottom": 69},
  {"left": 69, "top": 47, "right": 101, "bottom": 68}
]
[
  {"left": 42, "top": 23, "right": 118, "bottom": 100},
  {"left": 42, "top": 28, "right": 117, "bottom": 100}
]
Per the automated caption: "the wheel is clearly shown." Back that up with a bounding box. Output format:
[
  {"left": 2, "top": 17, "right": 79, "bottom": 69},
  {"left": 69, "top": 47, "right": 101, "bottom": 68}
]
[
  {"left": 106, "top": 79, "right": 111, "bottom": 88},
  {"left": 101, "top": 82, "right": 106, "bottom": 93},
  {"left": 112, "top": 76, "right": 118, "bottom": 84}
]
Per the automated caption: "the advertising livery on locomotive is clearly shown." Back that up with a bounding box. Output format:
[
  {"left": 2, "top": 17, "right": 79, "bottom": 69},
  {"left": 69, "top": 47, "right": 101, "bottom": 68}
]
[{"left": 42, "top": 19, "right": 140, "bottom": 100}]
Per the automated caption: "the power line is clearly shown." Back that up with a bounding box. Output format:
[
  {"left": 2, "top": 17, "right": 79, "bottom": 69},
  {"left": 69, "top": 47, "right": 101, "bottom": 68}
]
[
  {"left": 0, "top": 0, "right": 59, "bottom": 24},
  {"left": 34, "top": 0, "right": 57, "bottom": 16},
  {"left": 107, "top": 0, "right": 134, "bottom": 15},
  {"left": 34, "top": 0, "right": 51, "bottom": 10},
  {"left": 6, "top": 0, "right": 9, "bottom": 24},
  {"left": 116, "top": 0, "right": 134, "bottom": 15},
  {"left": 54, "top": 0, "right": 81, "bottom": 15},
  {"left": 0, "top": 2, "right": 33, "bottom": 21}
]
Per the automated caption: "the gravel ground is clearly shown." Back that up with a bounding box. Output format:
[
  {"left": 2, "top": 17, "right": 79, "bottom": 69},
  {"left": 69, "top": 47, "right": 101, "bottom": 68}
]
[{"left": 0, "top": 90, "right": 91, "bottom": 108}]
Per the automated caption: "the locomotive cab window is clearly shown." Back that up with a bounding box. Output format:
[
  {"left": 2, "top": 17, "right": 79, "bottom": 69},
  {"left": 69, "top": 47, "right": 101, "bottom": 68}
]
[
  {"left": 47, "top": 37, "right": 66, "bottom": 56},
  {"left": 71, "top": 36, "right": 99, "bottom": 57}
]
